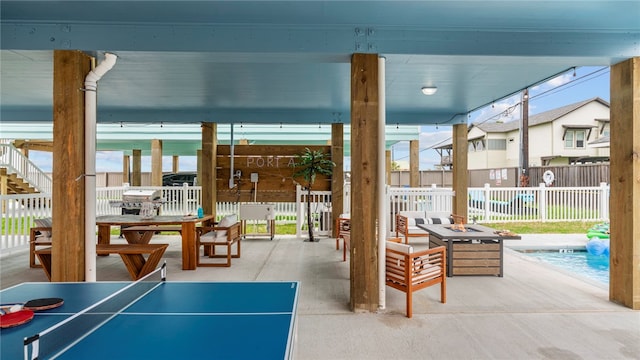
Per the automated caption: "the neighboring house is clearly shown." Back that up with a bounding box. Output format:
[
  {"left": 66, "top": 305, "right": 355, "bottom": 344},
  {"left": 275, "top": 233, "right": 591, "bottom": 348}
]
[{"left": 436, "top": 97, "right": 611, "bottom": 170}]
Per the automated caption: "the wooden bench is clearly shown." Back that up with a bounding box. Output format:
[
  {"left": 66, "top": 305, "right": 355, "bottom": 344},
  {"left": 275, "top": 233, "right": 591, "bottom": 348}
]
[
  {"left": 196, "top": 215, "right": 242, "bottom": 267},
  {"left": 34, "top": 243, "right": 169, "bottom": 281},
  {"left": 385, "top": 241, "right": 446, "bottom": 318},
  {"left": 120, "top": 225, "right": 182, "bottom": 244},
  {"left": 29, "top": 226, "right": 52, "bottom": 268}
]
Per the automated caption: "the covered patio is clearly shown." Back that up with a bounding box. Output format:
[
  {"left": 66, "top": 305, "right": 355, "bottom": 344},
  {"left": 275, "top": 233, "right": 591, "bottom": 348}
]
[
  {"left": 1, "top": 1, "right": 638, "bottom": 313},
  {"left": 2, "top": 233, "right": 638, "bottom": 359}
]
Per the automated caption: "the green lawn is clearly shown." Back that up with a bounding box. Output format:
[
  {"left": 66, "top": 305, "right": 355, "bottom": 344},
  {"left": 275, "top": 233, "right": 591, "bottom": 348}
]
[
  {"left": 480, "top": 221, "right": 601, "bottom": 234},
  {"left": 7, "top": 218, "right": 603, "bottom": 237},
  {"left": 201, "top": 221, "right": 602, "bottom": 236}
]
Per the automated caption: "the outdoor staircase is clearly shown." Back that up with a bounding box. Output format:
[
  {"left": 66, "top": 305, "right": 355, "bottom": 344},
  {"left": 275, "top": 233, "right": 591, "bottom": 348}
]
[
  {"left": 0, "top": 142, "right": 52, "bottom": 195},
  {"left": 0, "top": 167, "right": 38, "bottom": 194}
]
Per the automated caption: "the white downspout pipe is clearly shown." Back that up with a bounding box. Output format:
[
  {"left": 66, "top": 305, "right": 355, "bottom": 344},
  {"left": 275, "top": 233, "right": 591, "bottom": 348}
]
[
  {"left": 84, "top": 53, "right": 117, "bottom": 282},
  {"left": 378, "top": 56, "right": 386, "bottom": 310}
]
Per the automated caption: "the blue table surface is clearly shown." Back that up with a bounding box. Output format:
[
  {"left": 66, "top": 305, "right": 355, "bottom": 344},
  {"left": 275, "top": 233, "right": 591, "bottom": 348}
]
[{"left": 0, "top": 281, "right": 299, "bottom": 360}]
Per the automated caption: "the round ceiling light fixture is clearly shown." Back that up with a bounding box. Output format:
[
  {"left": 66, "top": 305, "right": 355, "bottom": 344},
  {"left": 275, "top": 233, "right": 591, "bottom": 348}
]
[{"left": 421, "top": 86, "right": 438, "bottom": 95}]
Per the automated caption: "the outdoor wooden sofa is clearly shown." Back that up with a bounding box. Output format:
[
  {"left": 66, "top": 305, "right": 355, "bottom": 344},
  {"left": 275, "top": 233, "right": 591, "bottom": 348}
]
[
  {"left": 29, "top": 217, "right": 53, "bottom": 268},
  {"left": 195, "top": 214, "right": 242, "bottom": 267},
  {"left": 385, "top": 241, "right": 447, "bottom": 318},
  {"left": 34, "top": 243, "right": 169, "bottom": 281},
  {"left": 396, "top": 211, "right": 465, "bottom": 244},
  {"left": 30, "top": 226, "right": 52, "bottom": 268}
]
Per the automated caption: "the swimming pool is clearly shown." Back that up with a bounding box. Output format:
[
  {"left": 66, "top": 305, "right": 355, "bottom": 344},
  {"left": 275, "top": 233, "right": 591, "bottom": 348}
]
[{"left": 518, "top": 249, "right": 609, "bottom": 284}]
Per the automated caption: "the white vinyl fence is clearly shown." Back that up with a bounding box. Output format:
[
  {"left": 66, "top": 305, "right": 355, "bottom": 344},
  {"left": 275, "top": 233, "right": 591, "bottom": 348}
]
[{"left": 1, "top": 183, "right": 610, "bottom": 251}]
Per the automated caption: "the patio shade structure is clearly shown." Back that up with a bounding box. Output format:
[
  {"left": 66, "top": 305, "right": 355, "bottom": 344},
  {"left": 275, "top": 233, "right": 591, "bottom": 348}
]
[{"left": 1, "top": 1, "right": 638, "bottom": 310}]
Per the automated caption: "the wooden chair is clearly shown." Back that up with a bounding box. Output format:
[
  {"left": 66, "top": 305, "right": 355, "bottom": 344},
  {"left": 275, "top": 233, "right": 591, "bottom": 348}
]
[
  {"left": 335, "top": 217, "right": 350, "bottom": 261},
  {"left": 196, "top": 214, "right": 242, "bottom": 267},
  {"left": 385, "top": 241, "right": 446, "bottom": 318}
]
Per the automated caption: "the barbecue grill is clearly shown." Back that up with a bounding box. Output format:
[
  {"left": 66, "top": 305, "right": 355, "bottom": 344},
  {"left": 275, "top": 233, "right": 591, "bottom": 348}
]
[{"left": 110, "top": 189, "right": 163, "bottom": 216}]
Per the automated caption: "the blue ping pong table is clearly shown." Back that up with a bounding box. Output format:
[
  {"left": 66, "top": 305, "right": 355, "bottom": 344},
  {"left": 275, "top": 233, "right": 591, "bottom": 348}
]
[{"left": 0, "top": 269, "right": 299, "bottom": 360}]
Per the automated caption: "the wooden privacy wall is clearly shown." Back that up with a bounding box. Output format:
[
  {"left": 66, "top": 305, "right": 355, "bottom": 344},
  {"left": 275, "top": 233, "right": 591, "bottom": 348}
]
[{"left": 216, "top": 145, "right": 332, "bottom": 202}]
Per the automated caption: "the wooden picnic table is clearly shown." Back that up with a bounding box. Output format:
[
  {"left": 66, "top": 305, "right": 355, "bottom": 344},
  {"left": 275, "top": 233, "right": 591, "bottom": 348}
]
[{"left": 96, "top": 215, "right": 215, "bottom": 270}]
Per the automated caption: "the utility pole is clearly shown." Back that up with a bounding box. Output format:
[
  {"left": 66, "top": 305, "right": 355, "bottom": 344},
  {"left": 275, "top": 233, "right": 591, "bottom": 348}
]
[{"left": 520, "top": 89, "right": 530, "bottom": 187}]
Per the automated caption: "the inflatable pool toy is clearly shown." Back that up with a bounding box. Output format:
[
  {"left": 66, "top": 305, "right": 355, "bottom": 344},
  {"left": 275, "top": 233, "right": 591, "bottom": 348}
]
[
  {"left": 586, "top": 237, "right": 609, "bottom": 256},
  {"left": 585, "top": 222, "right": 609, "bottom": 240}
]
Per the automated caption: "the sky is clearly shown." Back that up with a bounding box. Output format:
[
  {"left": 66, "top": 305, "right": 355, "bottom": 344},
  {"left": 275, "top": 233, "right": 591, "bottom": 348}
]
[
  {"left": 25, "top": 66, "right": 610, "bottom": 173},
  {"left": 391, "top": 66, "right": 611, "bottom": 170}
]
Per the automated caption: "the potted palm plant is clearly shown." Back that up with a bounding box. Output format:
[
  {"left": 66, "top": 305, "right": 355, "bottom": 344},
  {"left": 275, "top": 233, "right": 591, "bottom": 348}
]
[{"left": 292, "top": 147, "right": 335, "bottom": 242}]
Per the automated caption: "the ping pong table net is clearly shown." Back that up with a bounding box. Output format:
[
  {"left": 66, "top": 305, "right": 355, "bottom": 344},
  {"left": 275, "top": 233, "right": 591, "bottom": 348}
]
[{"left": 23, "top": 263, "right": 167, "bottom": 360}]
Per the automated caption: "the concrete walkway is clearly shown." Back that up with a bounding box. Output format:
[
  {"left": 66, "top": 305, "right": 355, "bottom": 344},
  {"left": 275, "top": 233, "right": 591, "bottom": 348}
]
[{"left": 1, "top": 233, "right": 638, "bottom": 360}]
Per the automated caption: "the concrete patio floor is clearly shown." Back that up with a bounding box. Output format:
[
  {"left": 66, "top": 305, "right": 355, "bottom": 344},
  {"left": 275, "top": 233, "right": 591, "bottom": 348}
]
[{"left": 1, "top": 233, "right": 638, "bottom": 360}]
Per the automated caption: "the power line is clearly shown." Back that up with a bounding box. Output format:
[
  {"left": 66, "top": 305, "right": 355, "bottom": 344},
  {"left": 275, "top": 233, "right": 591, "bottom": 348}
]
[{"left": 414, "top": 65, "right": 610, "bottom": 157}]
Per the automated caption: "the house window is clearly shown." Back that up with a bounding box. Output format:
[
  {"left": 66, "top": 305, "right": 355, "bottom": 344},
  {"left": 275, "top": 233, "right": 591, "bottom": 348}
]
[
  {"left": 565, "top": 130, "right": 586, "bottom": 149},
  {"left": 488, "top": 139, "right": 506, "bottom": 150},
  {"left": 474, "top": 140, "right": 485, "bottom": 151}
]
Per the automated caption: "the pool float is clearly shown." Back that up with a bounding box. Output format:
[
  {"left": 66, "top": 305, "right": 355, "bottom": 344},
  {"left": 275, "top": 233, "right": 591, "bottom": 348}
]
[
  {"left": 586, "top": 237, "right": 609, "bottom": 256},
  {"left": 585, "top": 222, "right": 609, "bottom": 240}
]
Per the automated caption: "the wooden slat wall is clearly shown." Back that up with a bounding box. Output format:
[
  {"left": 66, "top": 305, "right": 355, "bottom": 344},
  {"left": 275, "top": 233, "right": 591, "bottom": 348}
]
[
  {"left": 216, "top": 145, "right": 332, "bottom": 203},
  {"left": 529, "top": 164, "right": 610, "bottom": 187}
]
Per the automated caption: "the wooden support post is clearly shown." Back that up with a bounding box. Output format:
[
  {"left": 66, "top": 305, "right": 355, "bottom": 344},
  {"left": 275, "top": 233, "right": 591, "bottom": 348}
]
[
  {"left": 196, "top": 149, "right": 202, "bottom": 186},
  {"left": 122, "top": 155, "right": 130, "bottom": 185},
  {"left": 202, "top": 123, "right": 217, "bottom": 221},
  {"left": 609, "top": 57, "right": 640, "bottom": 310},
  {"left": 172, "top": 155, "right": 179, "bottom": 173},
  {"left": 385, "top": 150, "right": 391, "bottom": 185},
  {"left": 151, "top": 139, "right": 163, "bottom": 186},
  {"left": 52, "top": 50, "right": 91, "bottom": 282},
  {"left": 132, "top": 149, "right": 142, "bottom": 186},
  {"left": 0, "top": 169, "right": 7, "bottom": 213},
  {"left": 452, "top": 124, "right": 468, "bottom": 217},
  {"left": 331, "top": 123, "right": 344, "bottom": 238},
  {"left": 350, "top": 53, "right": 380, "bottom": 313},
  {"left": 409, "top": 140, "right": 419, "bottom": 187}
]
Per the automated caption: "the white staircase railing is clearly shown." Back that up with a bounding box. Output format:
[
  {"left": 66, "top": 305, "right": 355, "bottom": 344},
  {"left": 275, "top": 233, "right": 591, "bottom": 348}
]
[{"left": 0, "top": 143, "right": 52, "bottom": 194}]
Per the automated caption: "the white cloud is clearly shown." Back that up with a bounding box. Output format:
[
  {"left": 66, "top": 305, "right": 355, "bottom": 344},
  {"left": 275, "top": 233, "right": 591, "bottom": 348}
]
[{"left": 546, "top": 73, "right": 573, "bottom": 88}]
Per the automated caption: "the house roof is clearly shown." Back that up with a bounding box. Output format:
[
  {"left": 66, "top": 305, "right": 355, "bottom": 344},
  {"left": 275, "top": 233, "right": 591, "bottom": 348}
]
[
  {"left": 588, "top": 135, "right": 611, "bottom": 148},
  {"left": 474, "top": 97, "right": 609, "bottom": 133},
  {"left": 433, "top": 97, "right": 610, "bottom": 149}
]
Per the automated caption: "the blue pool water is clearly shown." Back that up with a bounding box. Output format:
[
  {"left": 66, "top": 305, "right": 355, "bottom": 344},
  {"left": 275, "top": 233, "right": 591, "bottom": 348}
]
[{"left": 519, "top": 250, "right": 609, "bottom": 284}]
